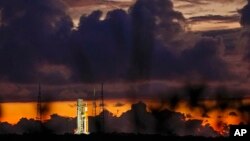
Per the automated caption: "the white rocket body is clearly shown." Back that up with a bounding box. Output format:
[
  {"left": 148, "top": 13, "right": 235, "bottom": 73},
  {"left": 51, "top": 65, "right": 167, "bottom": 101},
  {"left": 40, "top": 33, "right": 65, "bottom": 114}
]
[{"left": 75, "top": 99, "right": 89, "bottom": 134}]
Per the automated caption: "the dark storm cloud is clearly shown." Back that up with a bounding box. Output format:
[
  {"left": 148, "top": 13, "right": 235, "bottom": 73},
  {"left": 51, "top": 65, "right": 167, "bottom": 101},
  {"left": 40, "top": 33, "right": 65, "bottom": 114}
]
[
  {"left": 0, "top": 122, "right": 16, "bottom": 134},
  {"left": 0, "top": 115, "right": 75, "bottom": 134},
  {"left": 0, "top": 0, "right": 236, "bottom": 103},
  {"left": 73, "top": 9, "right": 132, "bottom": 81},
  {"left": 0, "top": 0, "right": 231, "bottom": 85},
  {"left": 239, "top": 0, "right": 250, "bottom": 26},
  {"left": 179, "top": 38, "right": 228, "bottom": 80},
  {"left": 239, "top": 1, "right": 250, "bottom": 65},
  {"left": 62, "top": 0, "right": 133, "bottom": 8},
  {"left": 189, "top": 15, "right": 240, "bottom": 24},
  {"left": 0, "top": 0, "right": 89, "bottom": 83},
  {"left": 200, "top": 28, "right": 240, "bottom": 37},
  {"left": 151, "top": 37, "right": 229, "bottom": 80},
  {"left": 0, "top": 0, "right": 97, "bottom": 83},
  {"left": 127, "top": 0, "right": 186, "bottom": 80},
  {"left": 199, "top": 28, "right": 241, "bottom": 56},
  {"left": 126, "top": 0, "right": 229, "bottom": 81},
  {"left": 45, "top": 114, "right": 75, "bottom": 134},
  {"left": 63, "top": 0, "right": 103, "bottom": 6},
  {"left": 0, "top": 118, "right": 41, "bottom": 134}
]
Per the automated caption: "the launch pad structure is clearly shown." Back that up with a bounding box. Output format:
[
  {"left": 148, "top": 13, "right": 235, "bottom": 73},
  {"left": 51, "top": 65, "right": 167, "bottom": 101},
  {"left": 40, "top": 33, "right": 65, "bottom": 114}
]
[{"left": 75, "top": 99, "right": 89, "bottom": 135}]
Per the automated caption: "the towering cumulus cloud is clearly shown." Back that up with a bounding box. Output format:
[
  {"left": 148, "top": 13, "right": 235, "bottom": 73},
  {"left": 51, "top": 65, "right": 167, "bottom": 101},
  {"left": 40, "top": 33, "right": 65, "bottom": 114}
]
[
  {"left": 128, "top": 0, "right": 185, "bottom": 80},
  {"left": 239, "top": 0, "right": 250, "bottom": 60},
  {"left": 0, "top": 0, "right": 82, "bottom": 83},
  {"left": 128, "top": 0, "right": 228, "bottom": 80},
  {"left": 0, "top": 0, "right": 229, "bottom": 84},
  {"left": 0, "top": 0, "right": 233, "bottom": 103},
  {"left": 240, "top": 0, "right": 250, "bottom": 26}
]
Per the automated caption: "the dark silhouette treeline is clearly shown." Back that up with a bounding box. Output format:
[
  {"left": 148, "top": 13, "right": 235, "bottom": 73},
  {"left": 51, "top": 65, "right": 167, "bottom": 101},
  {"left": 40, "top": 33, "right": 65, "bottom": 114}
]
[{"left": 0, "top": 134, "right": 244, "bottom": 141}]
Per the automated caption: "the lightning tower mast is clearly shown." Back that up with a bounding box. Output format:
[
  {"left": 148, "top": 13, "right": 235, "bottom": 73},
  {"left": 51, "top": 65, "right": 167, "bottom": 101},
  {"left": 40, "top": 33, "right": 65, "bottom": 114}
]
[
  {"left": 37, "top": 83, "right": 42, "bottom": 122},
  {"left": 101, "top": 83, "right": 105, "bottom": 133},
  {"left": 93, "top": 88, "right": 96, "bottom": 117}
]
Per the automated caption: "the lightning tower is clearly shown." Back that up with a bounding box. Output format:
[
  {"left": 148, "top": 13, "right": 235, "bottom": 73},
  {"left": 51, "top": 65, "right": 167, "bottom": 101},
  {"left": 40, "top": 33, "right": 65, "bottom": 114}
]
[
  {"left": 93, "top": 88, "right": 97, "bottom": 117},
  {"left": 101, "top": 83, "right": 105, "bottom": 133},
  {"left": 36, "top": 83, "right": 42, "bottom": 121}
]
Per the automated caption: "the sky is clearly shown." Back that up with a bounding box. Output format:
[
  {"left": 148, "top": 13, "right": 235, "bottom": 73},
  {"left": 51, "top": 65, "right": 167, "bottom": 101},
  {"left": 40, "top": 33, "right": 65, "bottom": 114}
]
[
  {"left": 65, "top": 0, "right": 246, "bottom": 31},
  {"left": 0, "top": 0, "right": 250, "bottom": 135}
]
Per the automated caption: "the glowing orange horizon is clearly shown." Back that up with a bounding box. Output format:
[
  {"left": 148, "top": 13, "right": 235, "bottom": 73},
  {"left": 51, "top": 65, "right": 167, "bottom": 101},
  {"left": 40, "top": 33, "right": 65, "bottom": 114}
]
[
  {"left": 0, "top": 99, "right": 137, "bottom": 124},
  {"left": 0, "top": 99, "right": 246, "bottom": 134}
]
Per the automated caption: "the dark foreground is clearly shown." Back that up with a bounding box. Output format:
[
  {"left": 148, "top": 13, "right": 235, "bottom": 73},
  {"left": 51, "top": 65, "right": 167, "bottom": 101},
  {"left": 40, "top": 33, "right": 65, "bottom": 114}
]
[{"left": 0, "top": 134, "right": 247, "bottom": 141}]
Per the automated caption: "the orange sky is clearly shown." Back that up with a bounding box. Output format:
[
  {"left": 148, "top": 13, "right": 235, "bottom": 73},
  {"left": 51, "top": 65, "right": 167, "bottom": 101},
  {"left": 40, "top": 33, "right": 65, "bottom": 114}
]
[
  {"left": 0, "top": 99, "right": 245, "bottom": 133},
  {"left": 0, "top": 99, "right": 136, "bottom": 124}
]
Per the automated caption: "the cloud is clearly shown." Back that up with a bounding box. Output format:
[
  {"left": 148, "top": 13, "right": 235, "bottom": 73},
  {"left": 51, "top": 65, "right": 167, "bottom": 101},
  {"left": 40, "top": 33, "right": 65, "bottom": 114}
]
[
  {"left": 126, "top": 0, "right": 229, "bottom": 81},
  {"left": 229, "top": 112, "right": 238, "bottom": 116},
  {"left": 150, "top": 37, "right": 229, "bottom": 80},
  {"left": 0, "top": 0, "right": 96, "bottom": 84},
  {"left": 0, "top": 122, "right": 17, "bottom": 134},
  {"left": 239, "top": 0, "right": 250, "bottom": 26},
  {"left": 0, "top": 0, "right": 231, "bottom": 84},
  {"left": 202, "top": 113, "right": 210, "bottom": 118},
  {"left": 175, "top": 0, "right": 209, "bottom": 5},
  {"left": 0, "top": 115, "right": 75, "bottom": 134},
  {"left": 0, "top": 98, "right": 247, "bottom": 135},
  {"left": 0, "top": 102, "right": 219, "bottom": 136},
  {"left": 114, "top": 102, "right": 125, "bottom": 107},
  {"left": 189, "top": 15, "right": 240, "bottom": 24},
  {"left": 100, "top": 102, "right": 218, "bottom": 136},
  {"left": 37, "top": 63, "right": 73, "bottom": 84},
  {"left": 0, "top": 0, "right": 242, "bottom": 106},
  {"left": 0, "top": 82, "right": 33, "bottom": 101},
  {"left": 0, "top": 0, "right": 76, "bottom": 83},
  {"left": 45, "top": 114, "right": 75, "bottom": 134},
  {"left": 239, "top": 1, "right": 250, "bottom": 69},
  {"left": 175, "top": 0, "right": 246, "bottom": 5},
  {"left": 62, "top": 0, "right": 230, "bottom": 82},
  {"left": 63, "top": 0, "right": 104, "bottom": 7},
  {"left": 63, "top": 0, "right": 133, "bottom": 7},
  {"left": 156, "top": 83, "right": 250, "bottom": 129},
  {"left": 179, "top": 37, "right": 228, "bottom": 79}
]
